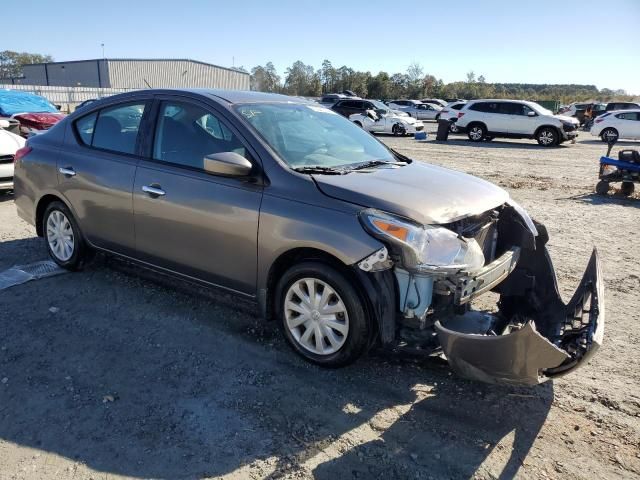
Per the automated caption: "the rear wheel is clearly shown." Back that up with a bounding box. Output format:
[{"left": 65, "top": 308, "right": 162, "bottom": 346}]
[
  {"left": 536, "top": 127, "right": 558, "bottom": 147},
  {"left": 449, "top": 122, "right": 459, "bottom": 133},
  {"left": 276, "top": 262, "right": 370, "bottom": 367},
  {"left": 601, "top": 128, "right": 619, "bottom": 143},
  {"left": 467, "top": 124, "right": 486, "bottom": 142},
  {"left": 43, "top": 201, "right": 89, "bottom": 270},
  {"left": 620, "top": 181, "right": 635, "bottom": 196}
]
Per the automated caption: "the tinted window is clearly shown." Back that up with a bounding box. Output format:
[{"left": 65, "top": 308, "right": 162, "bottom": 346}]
[
  {"left": 153, "top": 101, "right": 249, "bottom": 170},
  {"left": 75, "top": 112, "right": 97, "bottom": 145},
  {"left": 91, "top": 103, "right": 146, "bottom": 155},
  {"left": 452, "top": 104, "right": 464, "bottom": 110},
  {"left": 470, "top": 102, "right": 498, "bottom": 113},
  {"left": 616, "top": 112, "right": 640, "bottom": 121},
  {"left": 337, "top": 101, "right": 356, "bottom": 109}
]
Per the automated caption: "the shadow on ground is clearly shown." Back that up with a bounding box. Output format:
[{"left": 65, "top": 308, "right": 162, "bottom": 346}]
[{"left": 0, "top": 238, "right": 553, "bottom": 479}]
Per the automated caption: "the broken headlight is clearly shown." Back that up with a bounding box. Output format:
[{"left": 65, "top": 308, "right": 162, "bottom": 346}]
[{"left": 359, "top": 209, "right": 485, "bottom": 274}]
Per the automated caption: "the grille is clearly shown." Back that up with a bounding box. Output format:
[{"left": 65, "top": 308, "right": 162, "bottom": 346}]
[{"left": 0, "top": 155, "right": 14, "bottom": 164}]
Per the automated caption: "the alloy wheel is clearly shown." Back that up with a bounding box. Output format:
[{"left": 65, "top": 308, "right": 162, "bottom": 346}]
[
  {"left": 284, "top": 277, "right": 349, "bottom": 356},
  {"left": 538, "top": 129, "right": 556, "bottom": 146},
  {"left": 46, "top": 210, "right": 75, "bottom": 261},
  {"left": 469, "top": 126, "right": 483, "bottom": 141}
]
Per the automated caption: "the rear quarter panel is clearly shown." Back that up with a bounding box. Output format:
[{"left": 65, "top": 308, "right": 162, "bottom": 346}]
[{"left": 13, "top": 124, "right": 66, "bottom": 227}]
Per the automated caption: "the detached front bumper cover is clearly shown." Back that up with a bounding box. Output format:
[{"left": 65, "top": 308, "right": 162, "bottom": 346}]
[{"left": 435, "top": 248, "right": 604, "bottom": 386}]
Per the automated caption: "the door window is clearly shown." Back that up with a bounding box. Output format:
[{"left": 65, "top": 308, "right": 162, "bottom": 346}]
[
  {"left": 74, "top": 102, "right": 147, "bottom": 155},
  {"left": 153, "top": 101, "right": 250, "bottom": 170}
]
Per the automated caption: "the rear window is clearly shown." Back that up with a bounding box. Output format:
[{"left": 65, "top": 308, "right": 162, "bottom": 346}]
[{"left": 452, "top": 104, "right": 464, "bottom": 110}]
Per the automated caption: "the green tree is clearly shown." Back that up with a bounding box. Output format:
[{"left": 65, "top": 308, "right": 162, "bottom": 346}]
[
  {"left": 250, "top": 62, "right": 281, "bottom": 92},
  {"left": 0, "top": 50, "right": 53, "bottom": 78}
]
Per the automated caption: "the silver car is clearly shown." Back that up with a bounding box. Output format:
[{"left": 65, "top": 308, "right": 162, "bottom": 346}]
[{"left": 13, "top": 89, "right": 604, "bottom": 385}]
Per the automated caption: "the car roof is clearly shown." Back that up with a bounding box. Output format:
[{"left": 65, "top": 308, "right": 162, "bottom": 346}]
[
  {"left": 608, "top": 108, "right": 640, "bottom": 113},
  {"left": 91, "top": 88, "right": 313, "bottom": 106}
]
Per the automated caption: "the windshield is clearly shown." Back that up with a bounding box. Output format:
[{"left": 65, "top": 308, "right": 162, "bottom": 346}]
[
  {"left": 370, "top": 100, "right": 390, "bottom": 112},
  {"left": 529, "top": 103, "right": 553, "bottom": 116},
  {"left": 236, "top": 103, "right": 397, "bottom": 169}
]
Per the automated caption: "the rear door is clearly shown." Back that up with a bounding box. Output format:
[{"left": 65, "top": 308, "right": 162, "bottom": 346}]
[
  {"left": 132, "top": 96, "right": 263, "bottom": 294},
  {"left": 58, "top": 99, "right": 150, "bottom": 255}
]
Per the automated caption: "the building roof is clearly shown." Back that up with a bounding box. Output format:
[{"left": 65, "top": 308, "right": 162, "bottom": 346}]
[{"left": 23, "top": 58, "right": 249, "bottom": 76}]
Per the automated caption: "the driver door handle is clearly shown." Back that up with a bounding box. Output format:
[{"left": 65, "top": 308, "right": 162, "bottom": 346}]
[
  {"left": 142, "top": 185, "right": 166, "bottom": 197},
  {"left": 59, "top": 167, "right": 76, "bottom": 177}
]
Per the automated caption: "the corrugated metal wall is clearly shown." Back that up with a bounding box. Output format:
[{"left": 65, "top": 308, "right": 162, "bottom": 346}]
[
  {"left": 12, "top": 60, "right": 249, "bottom": 91},
  {"left": 106, "top": 60, "right": 249, "bottom": 90}
]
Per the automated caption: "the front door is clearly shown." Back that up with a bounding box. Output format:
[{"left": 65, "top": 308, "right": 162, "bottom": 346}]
[
  {"left": 133, "top": 98, "right": 263, "bottom": 295},
  {"left": 58, "top": 100, "right": 150, "bottom": 255}
]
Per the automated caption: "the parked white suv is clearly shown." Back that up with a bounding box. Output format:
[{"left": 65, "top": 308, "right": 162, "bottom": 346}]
[
  {"left": 456, "top": 100, "right": 580, "bottom": 146},
  {"left": 590, "top": 110, "right": 640, "bottom": 142}
]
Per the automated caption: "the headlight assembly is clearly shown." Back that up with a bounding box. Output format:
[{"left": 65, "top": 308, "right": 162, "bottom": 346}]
[{"left": 359, "top": 209, "right": 485, "bottom": 274}]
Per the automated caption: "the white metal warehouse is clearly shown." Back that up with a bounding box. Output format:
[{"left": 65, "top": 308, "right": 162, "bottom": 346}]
[{"left": 9, "top": 58, "right": 249, "bottom": 90}]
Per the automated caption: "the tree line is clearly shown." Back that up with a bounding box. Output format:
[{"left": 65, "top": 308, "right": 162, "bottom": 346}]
[{"left": 250, "top": 60, "right": 636, "bottom": 103}]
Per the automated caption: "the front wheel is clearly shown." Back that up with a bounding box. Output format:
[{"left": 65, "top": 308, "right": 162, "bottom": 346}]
[
  {"left": 595, "top": 180, "right": 610, "bottom": 195},
  {"left": 43, "top": 201, "right": 90, "bottom": 270},
  {"left": 276, "top": 262, "right": 371, "bottom": 367},
  {"left": 537, "top": 127, "right": 558, "bottom": 147},
  {"left": 392, "top": 124, "right": 406, "bottom": 136}
]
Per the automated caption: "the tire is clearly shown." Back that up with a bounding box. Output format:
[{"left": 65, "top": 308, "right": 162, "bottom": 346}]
[
  {"left": 601, "top": 128, "right": 619, "bottom": 143},
  {"left": 392, "top": 124, "right": 405, "bottom": 136},
  {"left": 483, "top": 136, "right": 494, "bottom": 142},
  {"left": 42, "top": 201, "right": 89, "bottom": 270},
  {"left": 595, "top": 180, "right": 610, "bottom": 195},
  {"left": 435, "top": 114, "right": 440, "bottom": 121},
  {"left": 620, "top": 181, "right": 635, "bottom": 197},
  {"left": 467, "top": 124, "right": 486, "bottom": 142},
  {"left": 275, "top": 261, "right": 371, "bottom": 368},
  {"left": 536, "top": 127, "right": 558, "bottom": 147}
]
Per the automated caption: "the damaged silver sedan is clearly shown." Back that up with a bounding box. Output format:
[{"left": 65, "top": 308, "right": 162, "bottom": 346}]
[{"left": 13, "top": 89, "right": 603, "bottom": 386}]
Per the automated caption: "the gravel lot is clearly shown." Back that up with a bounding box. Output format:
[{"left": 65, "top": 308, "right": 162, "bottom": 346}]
[{"left": 0, "top": 125, "right": 639, "bottom": 480}]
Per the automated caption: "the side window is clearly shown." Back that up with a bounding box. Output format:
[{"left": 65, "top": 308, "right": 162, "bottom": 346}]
[
  {"left": 470, "top": 102, "right": 488, "bottom": 112},
  {"left": 452, "top": 104, "right": 464, "bottom": 110},
  {"left": 75, "top": 112, "right": 97, "bottom": 145},
  {"left": 153, "top": 101, "right": 250, "bottom": 170},
  {"left": 91, "top": 103, "right": 147, "bottom": 155}
]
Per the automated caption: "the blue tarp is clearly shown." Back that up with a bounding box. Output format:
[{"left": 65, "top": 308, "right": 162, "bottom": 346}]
[{"left": 0, "top": 90, "right": 58, "bottom": 116}]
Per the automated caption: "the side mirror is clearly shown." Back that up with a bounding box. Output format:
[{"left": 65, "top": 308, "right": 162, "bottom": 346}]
[
  {"left": 203, "top": 152, "right": 252, "bottom": 177},
  {"left": 527, "top": 111, "right": 536, "bottom": 117}
]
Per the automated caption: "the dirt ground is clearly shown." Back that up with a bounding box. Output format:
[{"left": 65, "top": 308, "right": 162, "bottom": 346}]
[{"left": 0, "top": 125, "right": 639, "bottom": 480}]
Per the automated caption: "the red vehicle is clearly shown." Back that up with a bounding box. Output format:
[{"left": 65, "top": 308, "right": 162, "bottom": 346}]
[{"left": 0, "top": 90, "right": 66, "bottom": 137}]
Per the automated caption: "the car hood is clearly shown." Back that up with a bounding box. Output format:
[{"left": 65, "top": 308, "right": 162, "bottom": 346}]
[
  {"left": 0, "top": 129, "right": 25, "bottom": 154},
  {"left": 554, "top": 114, "right": 579, "bottom": 124},
  {"left": 12, "top": 112, "right": 66, "bottom": 126},
  {"left": 386, "top": 114, "right": 419, "bottom": 124},
  {"left": 312, "top": 161, "right": 510, "bottom": 224}
]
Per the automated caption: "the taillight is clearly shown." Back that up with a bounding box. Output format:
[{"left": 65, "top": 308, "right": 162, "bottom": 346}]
[
  {"left": 457, "top": 112, "right": 465, "bottom": 118},
  {"left": 14, "top": 146, "right": 32, "bottom": 163}
]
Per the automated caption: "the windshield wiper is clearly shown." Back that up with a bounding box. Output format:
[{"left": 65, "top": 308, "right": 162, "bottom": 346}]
[
  {"left": 292, "top": 165, "right": 349, "bottom": 175},
  {"left": 350, "top": 160, "right": 407, "bottom": 171}
]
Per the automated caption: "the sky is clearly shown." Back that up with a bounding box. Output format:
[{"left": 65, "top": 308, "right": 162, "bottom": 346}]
[{"left": 4, "top": 0, "right": 640, "bottom": 93}]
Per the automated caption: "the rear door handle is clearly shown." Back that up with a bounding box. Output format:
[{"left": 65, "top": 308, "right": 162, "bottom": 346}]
[
  {"left": 59, "top": 167, "right": 76, "bottom": 177},
  {"left": 142, "top": 185, "right": 166, "bottom": 197}
]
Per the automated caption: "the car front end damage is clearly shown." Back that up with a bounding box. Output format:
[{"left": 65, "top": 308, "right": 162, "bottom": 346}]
[{"left": 355, "top": 201, "right": 604, "bottom": 385}]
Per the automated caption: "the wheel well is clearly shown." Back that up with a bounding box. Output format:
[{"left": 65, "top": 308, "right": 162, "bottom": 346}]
[
  {"left": 35, "top": 194, "right": 65, "bottom": 237},
  {"left": 354, "top": 120, "right": 362, "bottom": 127},
  {"left": 265, "top": 248, "right": 371, "bottom": 322},
  {"left": 467, "top": 121, "right": 486, "bottom": 131}
]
